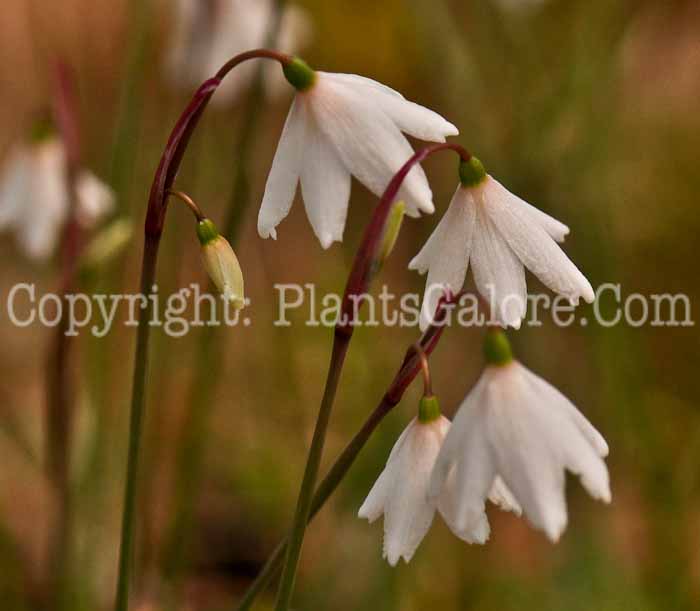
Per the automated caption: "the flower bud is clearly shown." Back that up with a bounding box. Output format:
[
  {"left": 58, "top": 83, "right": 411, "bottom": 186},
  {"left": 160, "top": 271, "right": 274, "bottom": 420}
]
[{"left": 196, "top": 219, "right": 245, "bottom": 309}]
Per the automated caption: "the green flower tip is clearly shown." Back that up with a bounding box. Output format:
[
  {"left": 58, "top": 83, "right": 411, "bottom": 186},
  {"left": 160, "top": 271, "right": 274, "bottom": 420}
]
[
  {"left": 483, "top": 330, "right": 513, "bottom": 366},
  {"left": 29, "top": 114, "right": 56, "bottom": 144},
  {"left": 196, "top": 218, "right": 219, "bottom": 245},
  {"left": 459, "top": 156, "right": 487, "bottom": 188},
  {"left": 418, "top": 395, "right": 441, "bottom": 423},
  {"left": 283, "top": 57, "right": 316, "bottom": 91}
]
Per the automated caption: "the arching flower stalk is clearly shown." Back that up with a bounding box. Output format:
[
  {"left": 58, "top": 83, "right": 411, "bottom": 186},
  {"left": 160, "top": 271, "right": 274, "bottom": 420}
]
[
  {"left": 166, "top": 0, "right": 312, "bottom": 105},
  {"left": 115, "top": 48, "right": 299, "bottom": 611},
  {"left": 235, "top": 293, "right": 458, "bottom": 611},
  {"left": 275, "top": 143, "right": 473, "bottom": 611}
]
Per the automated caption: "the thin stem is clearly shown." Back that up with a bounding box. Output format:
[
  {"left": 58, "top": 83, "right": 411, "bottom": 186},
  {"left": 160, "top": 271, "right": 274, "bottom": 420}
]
[
  {"left": 114, "top": 237, "right": 159, "bottom": 611},
  {"left": 113, "top": 47, "right": 291, "bottom": 610},
  {"left": 45, "top": 60, "right": 83, "bottom": 611},
  {"left": 166, "top": 189, "right": 205, "bottom": 222},
  {"left": 161, "top": 5, "right": 286, "bottom": 587},
  {"left": 275, "top": 333, "right": 350, "bottom": 610},
  {"left": 275, "top": 145, "right": 471, "bottom": 610},
  {"left": 413, "top": 342, "right": 432, "bottom": 397},
  {"left": 237, "top": 300, "right": 452, "bottom": 610}
]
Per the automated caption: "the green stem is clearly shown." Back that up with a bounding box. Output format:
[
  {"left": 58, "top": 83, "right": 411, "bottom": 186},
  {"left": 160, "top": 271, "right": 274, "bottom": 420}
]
[
  {"left": 114, "top": 236, "right": 159, "bottom": 611},
  {"left": 274, "top": 332, "right": 350, "bottom": 610},
  {"left": 161, "top": 2, "right": 286, "bottom": 586},
  {"left": 237, "top": 395, "right": 397, "bottom": 610}
]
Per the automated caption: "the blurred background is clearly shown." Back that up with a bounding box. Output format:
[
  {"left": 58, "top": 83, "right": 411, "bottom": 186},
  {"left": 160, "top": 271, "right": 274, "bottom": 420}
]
[{"left": 0, "top": 0, "right": 699, "bottom": 609}]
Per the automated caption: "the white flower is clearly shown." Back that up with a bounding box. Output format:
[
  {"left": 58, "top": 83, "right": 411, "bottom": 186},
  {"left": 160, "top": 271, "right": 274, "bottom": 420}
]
[
  {"left": 165, "top": 0, "right": 312, "bottom": 105},
  {"left": 0, "top": 138, "right": 115, "bottom": 260},
  {"left": 409, "top": 157, "right": 594, "bottom": 330},
  {"left": 358, "top": 412, "right": 520, "bottom": 565},
  {"left": 429, "top": 355, "right": 611, "bottom": 543},
  {"left": 258, "top": 65, "right": 459, "bottom": 249}
]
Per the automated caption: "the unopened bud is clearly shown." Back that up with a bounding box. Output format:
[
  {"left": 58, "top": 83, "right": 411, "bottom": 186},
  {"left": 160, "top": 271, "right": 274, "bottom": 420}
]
[{"left": 197, "top": 219, "right": 245, "bottom": 309}]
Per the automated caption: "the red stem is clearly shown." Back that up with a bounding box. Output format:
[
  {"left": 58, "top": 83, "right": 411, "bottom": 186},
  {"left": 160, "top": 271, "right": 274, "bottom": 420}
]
[{"left": 339, "top": 143, "right": 471, "bottom": 335}]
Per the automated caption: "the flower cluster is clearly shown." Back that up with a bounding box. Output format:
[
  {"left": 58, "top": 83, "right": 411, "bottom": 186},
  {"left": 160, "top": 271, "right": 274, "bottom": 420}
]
[{"left": 360, "top": 331, "right": 610, "bottom": 564}]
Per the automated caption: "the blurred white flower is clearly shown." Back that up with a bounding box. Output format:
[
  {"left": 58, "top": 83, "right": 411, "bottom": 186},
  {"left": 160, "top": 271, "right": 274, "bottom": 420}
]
[
  {"left": 0, "top": 138, "right": 115, "bottom": 261},
  {"left": 165, "top": 0, "right": 312, "bottom": 105},
  {"left": 429, "top": 349, "right": 610, "bottom": 543},
  {"left": 359, "top": 411, "right": 520, "bottom": 564},
  {"left": 258, "top": 65, "right": 458, "bottom": 248},
  {"left": 410, "top": 156, "right": 593, "bottom": 330}
]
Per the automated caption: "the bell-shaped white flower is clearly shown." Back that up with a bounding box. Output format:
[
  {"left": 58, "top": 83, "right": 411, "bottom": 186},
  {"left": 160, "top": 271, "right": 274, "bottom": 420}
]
[
  {"left": 358, "top": 413, "right": 453, "bottom": 566},
  {"left": 0, "top": 137, "right": 115, "bottom": 260},
  {"left": 410, "top": 156, "right": 594, "bottom": 330},
  {"left": 429, "top": 331, "right": 611, "bottom": 543},
  {"left": 358, "top": 397, "right": 520, "bottom": 565},
  {"left": 165, "top": 0, "right": 312, "bottom": 105},
  {"left": 258, "top": 59, "right": 459, "bottom": 249}
]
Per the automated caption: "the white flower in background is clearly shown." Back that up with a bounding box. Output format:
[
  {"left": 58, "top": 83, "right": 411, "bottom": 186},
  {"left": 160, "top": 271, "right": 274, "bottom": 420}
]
[
  {"left": 358, "top": 397, "right": 520, "bottom": 565},
  {"left": 429, "top": 331, "right": 611, "bottom": 543},
  {"left": 0, "top": 136, "right": 115, "bottom": 261},
  {"left": 258, "top": 58, "right": 459, "bottom": 248},
  {"left": 409, "top": 156, "right": 594, "bottom": 330},
  {"left": 166, "top": 0, "right": 312, "bottom": 105}
]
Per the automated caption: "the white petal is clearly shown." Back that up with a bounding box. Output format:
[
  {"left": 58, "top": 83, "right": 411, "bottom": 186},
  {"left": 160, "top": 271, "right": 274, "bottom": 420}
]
[
  {"left": 361, "top": 418, "right": 449, "bottom": 565},
  {"left": 327, "top": 73, "right": 458, "bottom": 142},
  {"left": 518, "top": 365, "right": 611, "bottom": 502},
  {"left": 509, "top": 191, "right": 570, "bottom": 243},
  {"left": 358, "top": 463, "right": 395, "bottom": 523},
  {"left": 481, "top": 177, "right": 594, "bottom": 304},
  {"left": 488, "top": 476, "right": 522, "bottom": 515},
  {"left": 75, "top": 171, "right": 115, "bottom": 226},
  {"left": 438, "top": 468, "right": 490, "bottom": 544},
  {"left": 410, "top": 186, "right": 476, "bottom": 331},
  {"left": 258, "top": 96, "right": 307, "bottom": 240},
  {"left": 357, "top": 419, "right": 418, "bottom": 522},
  {"left": 0, "top": 147, "right": 30, "bottom": 229},
  {"left": 430, "top": 377, "right": 494, "bottom": 535},
  {"left": 525, "top": 367, "right": 609, "bottom": 457},
  {"left": 18, "top": 141, "right": 68, "bottom": 260},
  {"left": 299, "top": 118, "right": 351, "bottom": 248},
  {"left": 470, "top": 206, "right": 527, "bottom": 328},
  {"left": 483, "top": 366, "right": 568, "bottom": 542},
  {"left": 311, "top": 74, "right": 433, "bottom": 217}
]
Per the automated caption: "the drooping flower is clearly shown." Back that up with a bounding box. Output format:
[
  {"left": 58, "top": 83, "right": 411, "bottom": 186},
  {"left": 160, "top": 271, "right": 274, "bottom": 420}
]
[
  {"left": 429, "top": 331, "right": 611, "bottom": 543},
  {"left": 258, "top": 59, "right": 459, "bottom": 249},
  {"left": 358, "top": 397, "right": 520, "bottom": 565},
  {"left": 165, "top": 0, "right": 312, "bottom": 105},
  {"left": 0, "top": 136, "right": 115, "bottom": 261},
  {"left": 197, "top": 218, "right": 245, "bottom": 309},
  {"left": 410, "top": 156, "right": 594, "bottom": 330}
]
